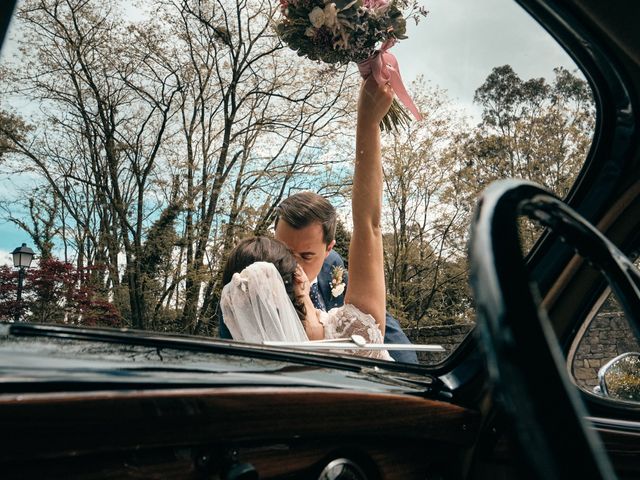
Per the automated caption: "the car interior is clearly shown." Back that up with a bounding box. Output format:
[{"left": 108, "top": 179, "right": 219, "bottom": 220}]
[{"left": 0, "top": 0, "right": 639, "bottom": 479}]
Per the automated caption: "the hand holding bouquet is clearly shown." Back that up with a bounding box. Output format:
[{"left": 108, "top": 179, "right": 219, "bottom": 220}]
[{"left": 276, "top": 0, "right": 427, "bottom": 131}]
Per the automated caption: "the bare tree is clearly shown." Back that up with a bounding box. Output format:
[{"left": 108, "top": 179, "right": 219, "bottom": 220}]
[
  {"left": 0, "top": 0, "right": 182, "bottom": 328},
  {"left": 382, "top": 78, "right": 471, "bottom": 327},
  {"left": 0, "top": 0, "right": 369, "bottom": 335},
  {"left": 158, "top": 0, "right": 356, "bottom": 333}
]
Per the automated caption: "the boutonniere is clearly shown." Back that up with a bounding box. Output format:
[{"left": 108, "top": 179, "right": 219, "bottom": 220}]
[{"left": 330, "top": 265, "right": 346, "bottom": 297}]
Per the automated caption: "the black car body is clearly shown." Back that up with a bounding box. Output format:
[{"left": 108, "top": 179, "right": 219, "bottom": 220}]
[{"left": 1, "top": 0, "right": 640, "bottom": 479}]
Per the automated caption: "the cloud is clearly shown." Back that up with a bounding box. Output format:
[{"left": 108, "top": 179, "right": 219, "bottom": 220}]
[
  {"left": 395, "top": 0, "right": 583, "bottom": 117},
  {"left": 0, "top": 250, "right": 12, "bottom": 267}
]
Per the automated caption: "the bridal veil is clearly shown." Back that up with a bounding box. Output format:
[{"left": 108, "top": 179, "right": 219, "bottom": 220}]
[{"left": 220, "top": 262, "right": 309, "bottom": 343}]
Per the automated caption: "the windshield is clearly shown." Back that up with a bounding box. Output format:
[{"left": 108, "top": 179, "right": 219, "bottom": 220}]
[{"left": 0, "top": 0, "right": 594, "bottom": 365}]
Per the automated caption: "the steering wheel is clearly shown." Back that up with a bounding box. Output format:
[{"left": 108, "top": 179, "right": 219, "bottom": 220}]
[{"left": 468, "top": 179, "right": 640, "bottom": 480}]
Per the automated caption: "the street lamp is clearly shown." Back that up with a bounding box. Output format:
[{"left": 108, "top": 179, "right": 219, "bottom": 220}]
[{"left": 12, "top": 243, "right": 34, "bottom": 322}]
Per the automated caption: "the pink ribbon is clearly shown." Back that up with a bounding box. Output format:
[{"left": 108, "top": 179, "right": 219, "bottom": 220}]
[{"left": 357, "top": 40, "right": 422, "bottom": 121}]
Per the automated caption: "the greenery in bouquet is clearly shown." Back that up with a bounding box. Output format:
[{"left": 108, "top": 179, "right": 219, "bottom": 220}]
[{"left": 275, "top": 0, "right": 427, "bottom": 131}]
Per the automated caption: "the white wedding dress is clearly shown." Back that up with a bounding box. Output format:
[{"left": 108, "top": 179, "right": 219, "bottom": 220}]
[
  {"left": 221, "top": 262, "right": 393, "bottom": 361},
  {"left": 319, "top": 304, "right": 393, "bottom": 361}
]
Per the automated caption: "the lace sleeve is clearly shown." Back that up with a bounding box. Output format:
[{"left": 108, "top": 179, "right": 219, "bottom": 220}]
[{"left": 320, "top": 304, "right": 393, "bottom": 361}]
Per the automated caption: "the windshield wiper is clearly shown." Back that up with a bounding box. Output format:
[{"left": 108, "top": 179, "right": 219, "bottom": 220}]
[{"left": 264, "top": 335, "right": 444, "bottom": 352}]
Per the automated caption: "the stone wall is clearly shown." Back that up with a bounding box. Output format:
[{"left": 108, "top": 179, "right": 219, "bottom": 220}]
[
  {"left": 572, "top": 312, "right": 640, "bottom": 390},
  {"left": 406, "top": 323, "right": 475, "bottom": 364},
  {"left": 406, "top": 313, "right": 638, "bottom": 386}
]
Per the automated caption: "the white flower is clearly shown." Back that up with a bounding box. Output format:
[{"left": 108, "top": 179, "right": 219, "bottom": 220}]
[
  {"left": 308, "top": 6, "right": 325, "bottom": 28},
  {"left": 323, "top": 3, "right": 338, "bottom": 29},
  {"left": 331, "top": 283, "right": 345, "bottom": 297},
  {"left": 330, "top": 265, "right": 345, "bottom": 297}
]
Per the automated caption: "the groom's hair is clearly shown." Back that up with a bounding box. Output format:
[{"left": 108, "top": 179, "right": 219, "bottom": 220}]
[{"left": 275, "top": 191, "right": 336, "bottom": 245}]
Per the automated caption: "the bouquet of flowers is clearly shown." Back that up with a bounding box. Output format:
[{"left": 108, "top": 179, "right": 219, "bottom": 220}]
[{"left": 276, "top": 0, "right": 427, "bottom": 131}]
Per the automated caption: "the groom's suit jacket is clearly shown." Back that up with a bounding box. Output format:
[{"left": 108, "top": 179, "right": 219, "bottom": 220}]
[
  {"left": 218, "top": 250, "right": 418, "bottom": 364},
  {"left": 319, "top": 250, "right": 418, "bottom": 364}
]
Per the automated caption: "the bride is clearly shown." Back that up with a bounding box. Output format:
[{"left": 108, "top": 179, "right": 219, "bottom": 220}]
[{"left": 220, "top": 77, "right": 394, "bottom": 360}]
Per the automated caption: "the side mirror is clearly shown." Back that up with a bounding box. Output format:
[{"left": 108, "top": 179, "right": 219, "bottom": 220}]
[{"left": 597, "top": 352, "right": 640, "bottom": 402}]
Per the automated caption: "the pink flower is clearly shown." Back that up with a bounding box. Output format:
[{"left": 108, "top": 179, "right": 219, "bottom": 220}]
[{"left": 363, "top": 0, "right": 389, "bottom": 9}]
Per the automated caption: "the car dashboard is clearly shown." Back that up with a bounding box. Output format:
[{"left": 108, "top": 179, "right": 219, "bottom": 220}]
[{"left": 0, "top": 324, "right": 480, "bottom": 479}]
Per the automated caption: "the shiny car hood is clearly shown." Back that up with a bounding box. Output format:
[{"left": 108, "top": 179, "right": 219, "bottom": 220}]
[{"left": 0, "top": 323, "right": 440, "bottom": 396}]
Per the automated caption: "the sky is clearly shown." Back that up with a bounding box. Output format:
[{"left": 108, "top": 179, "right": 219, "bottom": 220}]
[
  {"left": 0, "top": 0, "right": 583, "bottom": 263},
  {"left": 394, "top": 0, "right": 581, "bottom": 114}
]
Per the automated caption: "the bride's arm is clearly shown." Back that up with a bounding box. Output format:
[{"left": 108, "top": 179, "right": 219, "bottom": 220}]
[{"left": 344, "top": 77, "right": 393, "bottom": 334}]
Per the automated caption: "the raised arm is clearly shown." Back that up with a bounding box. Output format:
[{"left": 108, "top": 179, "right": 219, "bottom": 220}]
[{"left": 344, "top": 77, "right": 393, "bottom": 334}]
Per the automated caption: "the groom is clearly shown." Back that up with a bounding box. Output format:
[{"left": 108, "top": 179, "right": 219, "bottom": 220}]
[{"left": 218, "top": 191, "right": 418, "bottom": 364}]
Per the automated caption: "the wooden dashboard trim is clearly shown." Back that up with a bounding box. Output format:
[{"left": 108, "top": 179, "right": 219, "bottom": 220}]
[
  {"left": 0, "top": 387, "right": 479, "bottom": 461},
  {"left": 0, "top": 386, "right": 481, "bottom": 479}
]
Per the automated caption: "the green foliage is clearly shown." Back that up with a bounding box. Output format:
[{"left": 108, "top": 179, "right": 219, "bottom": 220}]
[
  {"left": 604, "top": 354, "right": 640, "bottom": 402},
  {"left": 381, "top": 68, "right": 593, "bottom": 328},
  {"left": 333, "top": 219, "right": 351, "bottom": 268},
  {"left": 460, "top": 65, "right": 594, "bottom": 198},
  {"left": 140, "top": 204, "right": 181, "bottom": 278},
  {"left": 0, "top": 108, "right": 31, "bottom": 159},
  {"left": 454, "top": 64, "right": 595, "bottom": 251},
  {"left": 139, "top": 203, "right": 181, "bottom": 329}
]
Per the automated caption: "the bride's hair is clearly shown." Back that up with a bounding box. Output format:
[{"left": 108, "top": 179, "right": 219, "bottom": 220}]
[{"left": 222, "top": 236, "right": 306, "bottom": 321}]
